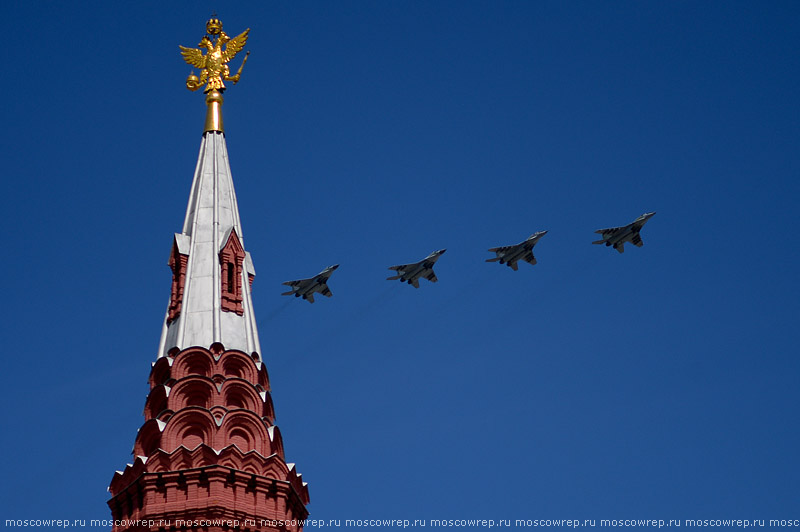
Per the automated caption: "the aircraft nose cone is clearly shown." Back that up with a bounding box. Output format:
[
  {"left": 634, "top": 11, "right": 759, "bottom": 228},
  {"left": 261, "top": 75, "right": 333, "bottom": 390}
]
[
  {"left": 330, "top": 264, "right": 340, "bottom": 270},
  {"left": 438, "top": 249, "right": 447, "bottom": 254}
]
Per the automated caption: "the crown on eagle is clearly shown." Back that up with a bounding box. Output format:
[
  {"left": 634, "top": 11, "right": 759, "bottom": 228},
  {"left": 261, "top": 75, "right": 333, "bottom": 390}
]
[{"left": 206, "top": 17, "right": 222, "bottom": 35}]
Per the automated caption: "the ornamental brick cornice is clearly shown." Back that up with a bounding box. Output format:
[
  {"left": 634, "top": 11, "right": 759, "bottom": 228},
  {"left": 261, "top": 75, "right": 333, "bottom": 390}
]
[
  {"left": 155, "top": 345, "right": 270, "bottom": 390},
  {"left": 109, "top": 445, "right": 309, "bottom": 505},
  {"left": 131, "top": 345, "right": 286, "bottom": 459},
  {"left": 110, "top": 344, "right": 308, "bottom": 531},
  {"left": 109, "top": 463, "right": 309, "bottom": 532},
  {"left": 143, "top": 376, "right": 275, "bottom": 422}
]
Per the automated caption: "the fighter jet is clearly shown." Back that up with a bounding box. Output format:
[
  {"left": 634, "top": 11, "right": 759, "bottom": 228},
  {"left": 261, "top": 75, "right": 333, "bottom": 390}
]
[
  {"left": 387, "top": 249, "right": 446, "bottom": 288},
  {"left": 592, "top": 212, "right": 656, "bottom": 253},
  {"left": 281, "top": 264, "right": 339, "bottom": 303},
  {"left": 486, "top": 231, "right": 548, "bottom": 271}
]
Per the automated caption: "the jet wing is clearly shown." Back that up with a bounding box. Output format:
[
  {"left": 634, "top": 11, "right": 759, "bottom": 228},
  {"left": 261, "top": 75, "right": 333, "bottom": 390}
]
[
  {"left": 593, "top": 226, "right": 623, "bottom": 245},
  {"left": 317, "top": 270, "right": 335, "bottom": 282},
  {"left": 595, "top": 226, "right": 622, "bottom": 237},
  {"left": 282, "top": 278, "right": 308, "bottom": 287},
  {"left": 281, "top": 278, "right": 312, "bottom": 294},
  {"left": 320, "top": 285, "right": 333, "bottom": 297},
  {"left": 522, "top": 251, "right": 537, "bottom": 266},
  {"left": 486, "top": 244, "right": 518, "bottom": 262},
  {"left": 387, "top": 263, "right": 414, "bottom": 280},
  {"left": 425, "top": 270, "right": 438, "bottom": 283},
  {"left": 631, "top": 232, "right": 644, "bottom": 247},
  {"left": 488, "top": 245, "right": 514, "bottom": 254}
]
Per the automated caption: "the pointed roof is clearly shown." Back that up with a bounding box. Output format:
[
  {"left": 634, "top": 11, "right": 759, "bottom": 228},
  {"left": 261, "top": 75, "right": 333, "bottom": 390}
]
[{"left": 157, "top": 130, "right": 261, "bottom": 358}]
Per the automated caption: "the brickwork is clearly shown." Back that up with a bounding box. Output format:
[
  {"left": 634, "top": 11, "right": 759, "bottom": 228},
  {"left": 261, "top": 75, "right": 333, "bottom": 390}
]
[
  {"left": 108, "top": 344, "right": 309, "bottom": 531},
  {"left": 220, "top": 229, "right": 246, "bottom": 315},
  {"left": 167, "top": 241, "right": 188, "bottom": 323}
]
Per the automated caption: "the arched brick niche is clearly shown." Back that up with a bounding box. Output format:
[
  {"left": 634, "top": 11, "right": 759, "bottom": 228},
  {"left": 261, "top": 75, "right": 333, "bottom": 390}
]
[
  {"left": 148, "top": 357, "right": 172, "bottom": 390},
  {"left": 168, "top": 377, "right": 216, "bottom": 410},
  {"left": 143, "top": 386, "right": 169, "bottom": 421},
  {"left": 220, "top": 379, "right": 262, "bottom": 412},
  {"left": 171, "top": 348, "right": 215, "bottom": 380},
  {"left": 220, "top": 351, "right": 257, "bottom": 381},
  {"left": 133, "top": 419, "right": 164, "bottom": 458},
  {"left": 218, "top": 410, "right": 273, "bottom": 455},
  {"left": 161, "top": 408, "right": 216, "bottom": 453}
]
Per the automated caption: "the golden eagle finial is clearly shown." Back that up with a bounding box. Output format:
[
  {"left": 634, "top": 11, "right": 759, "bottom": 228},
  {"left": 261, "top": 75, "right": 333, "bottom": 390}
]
[{"left": 180, "top": 17, "right": 250, "bottom": 93}]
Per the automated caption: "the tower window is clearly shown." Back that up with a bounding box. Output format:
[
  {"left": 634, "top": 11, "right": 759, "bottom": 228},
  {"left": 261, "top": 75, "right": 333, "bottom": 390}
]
[
  {"left": 219, "top": 229, "right": 245, "bottom": 315},
  {"left": 226, "top": 261, "right": 235, "bottom": 294},
  {"left": 167, "top": 241, "right": 189, "bottom": 323}
]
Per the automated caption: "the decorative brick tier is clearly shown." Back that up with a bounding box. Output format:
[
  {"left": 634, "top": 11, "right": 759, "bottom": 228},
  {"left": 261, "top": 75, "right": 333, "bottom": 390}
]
[{"left": 108, "top": 344, "right": 309, "bottom": 531}]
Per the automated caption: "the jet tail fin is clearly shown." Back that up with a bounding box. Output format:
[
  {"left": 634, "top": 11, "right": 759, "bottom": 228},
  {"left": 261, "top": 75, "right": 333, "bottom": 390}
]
[
  {"left": 281, "top": 290, "right": 294, "bottom": 296},
  {"left": 485, "top": 257, "right": 501, "bottom": 262},
  {"left": 387, "top": 275, "right": 401, "bottom": 281},
  {"left": 592, "top": 239, "right": 605, "bottom": 245}
]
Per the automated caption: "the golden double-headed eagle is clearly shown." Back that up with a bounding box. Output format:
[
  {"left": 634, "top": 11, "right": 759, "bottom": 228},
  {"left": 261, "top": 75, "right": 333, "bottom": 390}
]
[{"left": 180, "top": 18, "right": 250, "bottom": 92}]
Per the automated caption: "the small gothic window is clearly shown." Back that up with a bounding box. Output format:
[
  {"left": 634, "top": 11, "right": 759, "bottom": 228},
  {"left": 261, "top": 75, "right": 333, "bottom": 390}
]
[{"left": 226, "top": 261, "right": 235, "bottom": 294}]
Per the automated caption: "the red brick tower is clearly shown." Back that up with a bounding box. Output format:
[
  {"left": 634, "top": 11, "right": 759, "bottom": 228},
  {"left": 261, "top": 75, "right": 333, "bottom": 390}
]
[{"left": 108, "top": 19, "right": 309, "bottom": 532}]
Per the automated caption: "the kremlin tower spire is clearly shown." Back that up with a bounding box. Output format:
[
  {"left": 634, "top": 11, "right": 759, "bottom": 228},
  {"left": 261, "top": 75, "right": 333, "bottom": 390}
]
[{"left": 108, "top": 19, "right": 309, "bottom": 531}]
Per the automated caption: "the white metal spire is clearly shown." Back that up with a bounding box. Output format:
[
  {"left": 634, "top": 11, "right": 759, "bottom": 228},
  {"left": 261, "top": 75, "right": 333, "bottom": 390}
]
[{"left": 157, "top": 131, "right": 261, "bottom": 358}]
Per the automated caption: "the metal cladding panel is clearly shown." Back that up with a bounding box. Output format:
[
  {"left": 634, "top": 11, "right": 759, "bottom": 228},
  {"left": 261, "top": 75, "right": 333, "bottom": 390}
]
[
  {"left": 187, "top": 243, "right": 214, "bottom": 281},
  {"left": 220, "top": 311, "right": 249, "bottom": 352},
  {"left": 160, "top": 314, "right": 180, "bottom": 354},
  {"left": 197, "top": 180, "right": 215, "bottom": 208},
  {"left": 183, "top": 272, "right": 213, "bottom": 313},
  {"left": 182, "top": 310, "right": 214, "bottom": 348},
  {"left": 192, "top": 210, "right": 214, "bottom": 242},
  {"left": 157, "top": 132, "right": 260, "bottom": 359},
  {"left": 245, "top": 252, "right": 256, "bottom": 276}
]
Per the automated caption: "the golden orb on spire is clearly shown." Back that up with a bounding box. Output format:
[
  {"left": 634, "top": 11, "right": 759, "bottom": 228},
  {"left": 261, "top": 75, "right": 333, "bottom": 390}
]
[{"left": 206, "top": 17, "right": 222, "bottom": 35}]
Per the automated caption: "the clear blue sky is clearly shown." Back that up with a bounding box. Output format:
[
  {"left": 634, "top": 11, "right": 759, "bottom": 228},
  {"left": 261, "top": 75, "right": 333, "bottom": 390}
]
[{"left": 2, "top": 1, "right": 798, "bottom": 530}]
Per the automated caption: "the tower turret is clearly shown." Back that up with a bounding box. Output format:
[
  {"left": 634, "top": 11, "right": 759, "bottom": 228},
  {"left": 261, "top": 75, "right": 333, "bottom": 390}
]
[{"left": 108, "top": 20, "right": 309, "bottom": 532}]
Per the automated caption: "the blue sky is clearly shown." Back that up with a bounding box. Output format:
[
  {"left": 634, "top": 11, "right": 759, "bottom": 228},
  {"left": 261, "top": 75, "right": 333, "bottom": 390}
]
[{"left": 2, "top": 1, "right": 799, "bottom": 530}]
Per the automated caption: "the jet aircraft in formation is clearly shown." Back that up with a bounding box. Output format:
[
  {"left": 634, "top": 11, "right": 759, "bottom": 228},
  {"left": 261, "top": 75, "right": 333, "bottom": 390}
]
[
  {"left": 387, "top": 249, "right": 447, "bottom": 288},
  {"left": 281, "top": 264, "right": 339, "bottom": 303},
  {"left": 486, "top": 230, "right": 548, "bottom": 271},
  {"left": 282, "top": 213, "right": 655, "bottom": 302},
  {"left": 592, "top": 212, "right": 656, "bottom": 254}
]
